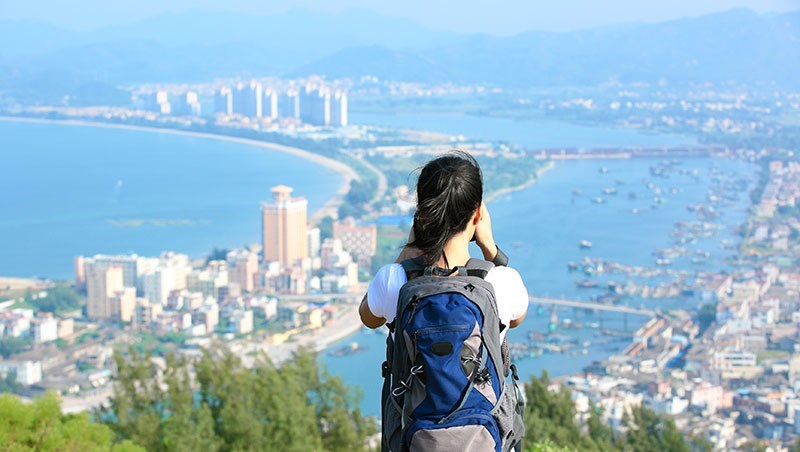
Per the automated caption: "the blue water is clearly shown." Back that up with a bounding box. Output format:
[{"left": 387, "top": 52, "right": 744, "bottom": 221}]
[
  {"left": 351, "top": 111, "right": 698, "bottom": 149},
  {"left": 0, "top": 120, "right": 342, "bottom": 279},
  {"left": 0, "top": 117, "right": 753, "bottom": 419},
  {"left": 324, "top": 156, "right": 755, "bottom": 416},
  {"left": 325, "top": 112, "right": 748, "bottom": 416}
]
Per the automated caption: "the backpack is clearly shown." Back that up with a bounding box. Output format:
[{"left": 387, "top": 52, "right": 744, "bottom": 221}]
[{"left": 381, "top": 256, "right": 526, "bottom": 452}]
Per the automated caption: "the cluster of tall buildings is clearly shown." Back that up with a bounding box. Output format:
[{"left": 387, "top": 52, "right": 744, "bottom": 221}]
[
  {"left": 146, "top": 91, "right": 201, "bottom": 116},
  {"left": 142, "top": 81, "right": 348, "bottom": 127},
  {"left": 215, "top": 81, "right": 348, "bottom": 127},
  {"left": 69, "top": 184, "right": 374, "bottom": 329}
]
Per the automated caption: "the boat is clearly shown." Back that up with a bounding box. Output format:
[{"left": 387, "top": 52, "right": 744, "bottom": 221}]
[
  {"left": 579, "top": 240, "right": 593, "bottom": 249},
  {"left": 599, "top": 167, "right": 609, "bottom": 174},
  {"left": 576, "top": 279, "right": 599, "bottom": 289},
  {"left": 603, "top": 187, "right": 617, "bottom": 195},
  {"left": 592, "top": 197, "right": 605, "bottom": 204}
]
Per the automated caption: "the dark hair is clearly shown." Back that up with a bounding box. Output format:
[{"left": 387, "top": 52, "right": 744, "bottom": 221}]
[{"left": 408, "top": 150, "right": 483, "bottom": 267}]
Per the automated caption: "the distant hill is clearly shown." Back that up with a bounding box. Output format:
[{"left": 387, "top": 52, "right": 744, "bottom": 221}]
[
  {"left": 295, "top": 9, "right": 800, "bottom": 87},
  {"left": 0, "top": 8, "right": 462, "bottom": 77},
  {"left": 0, "top": 7, "right": 797, "bottom": 101}
]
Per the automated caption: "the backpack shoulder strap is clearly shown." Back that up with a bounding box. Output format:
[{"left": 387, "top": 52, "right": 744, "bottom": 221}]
[
  {"left": 463, "top": 258, "right": 494, "bottom": 279},
  {"left": 399, "top": 256, "right": 427, "bottom": 281}
]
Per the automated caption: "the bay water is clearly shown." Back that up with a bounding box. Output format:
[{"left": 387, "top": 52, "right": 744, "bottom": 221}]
[
  {"left": 0, "top": 120, "right": 342, "bottom": 279},
  {"left": 325, "top": 113, "right": 752, "bottom": 416},
  {"left": 0, "top": 116, "right": 755, "bottom": 418}
]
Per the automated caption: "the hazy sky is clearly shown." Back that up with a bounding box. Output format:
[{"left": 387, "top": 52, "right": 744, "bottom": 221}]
[{"left": 2, "top": 0, "right": 798, "bottom": 34}]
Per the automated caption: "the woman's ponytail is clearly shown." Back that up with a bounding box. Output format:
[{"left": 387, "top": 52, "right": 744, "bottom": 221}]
[{"left": 408, "top": 150, "right": 483, "bottom": 267}]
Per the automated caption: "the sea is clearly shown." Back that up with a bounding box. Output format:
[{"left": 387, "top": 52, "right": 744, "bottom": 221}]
[
  {"left": 0, "top": 115, "right": 755, "bottom": 417},
  {"left": 323, "top": 112, "right": 754, "bottom": 416},
  {"left": 0, "top": 120, "right": 341, "bottom": 279}
]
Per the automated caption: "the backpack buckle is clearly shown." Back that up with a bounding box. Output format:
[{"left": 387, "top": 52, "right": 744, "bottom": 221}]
[
  {"left": 510, "top": 363, "right": 520, "bottom": 381},
  {"left": 475, "top": 367, "right": 491, "bottom": 384}
]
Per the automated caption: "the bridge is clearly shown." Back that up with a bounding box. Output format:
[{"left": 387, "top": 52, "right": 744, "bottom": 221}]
[
  {"left": 276, "top": 293, "right": 656, "bottom": 317},
  {"left": 529, "top": 296, "right": 655, "bottom": 316}
]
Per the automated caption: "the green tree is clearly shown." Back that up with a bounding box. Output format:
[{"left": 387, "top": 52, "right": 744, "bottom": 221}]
[
  {"left": 32, "top": 284, "right": 82, "bottom": 313},
  {"left": 206, "top": 248, "right": 229, "bottom": 264},
  {"left": 0, "top": 336, "right": 31, "bottom": 358},
  {"left": 105, "top": 345, "right": 372, "bottom": 451},
  {"left": 697, "top": 303, "right": 717, "bottom": 331},
  {"left": 523, "top": 372, "right": 610, "bottom": 451},
  {"left": 586, "top": 403, "right": 615, "bottom": 450},
  {"left": 161, "top": 354, "right": 222, "bottom": 452},
  {"left": 621, "top": 405, "right": 689, "bottom": 452},
  {"left": 319, "top": 215, "right": 335, "bottom": 241},
  {"left": 0, "top": 392, "right": 143, "bottom": 451},
  {"left": 0, "top": 372, "right": 20, "bottom": 393},
  {"left": 689, "top": 433, "right": 712, "bottom": 452}
]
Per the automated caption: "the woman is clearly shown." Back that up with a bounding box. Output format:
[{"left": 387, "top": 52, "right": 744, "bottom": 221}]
[{"left": 359, "top": 150, "right": 528, "bottom": 333}]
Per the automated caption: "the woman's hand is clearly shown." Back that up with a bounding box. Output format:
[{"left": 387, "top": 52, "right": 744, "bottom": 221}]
[{"left": 475, "top": 203, "right": 498, "bottom": 261}]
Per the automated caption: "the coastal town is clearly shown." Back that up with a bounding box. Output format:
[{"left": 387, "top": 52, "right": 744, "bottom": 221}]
[
  {"left": 2, "top": 72, "right": 800, "bottom": 450},
  {"left": 557, "top": 160, "right": 800, "bottom": 450},
  {"left": 1, "top": 182, "right": 378, "bottom": 410}
]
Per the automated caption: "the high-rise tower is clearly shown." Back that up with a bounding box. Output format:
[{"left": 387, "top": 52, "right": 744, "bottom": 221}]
[{"left": 261, "top": 185, "right": 308, "bottom": 265}]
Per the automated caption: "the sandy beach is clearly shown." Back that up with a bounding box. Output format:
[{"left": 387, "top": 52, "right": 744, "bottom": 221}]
[{"left": 0, "top": 116, "right": 358, "bottom": 222}]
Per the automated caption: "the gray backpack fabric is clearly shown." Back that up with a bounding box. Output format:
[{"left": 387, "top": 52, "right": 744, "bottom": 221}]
[{"left": 380, "top": 256, "right": 526, "bottom": 452}]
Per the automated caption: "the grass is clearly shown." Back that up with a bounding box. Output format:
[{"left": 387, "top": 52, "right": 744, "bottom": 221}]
[{"left": 757, "top": 350, "right": 790, "bottom": 363}]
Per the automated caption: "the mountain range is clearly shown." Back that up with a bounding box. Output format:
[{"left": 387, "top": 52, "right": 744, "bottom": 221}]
[{"left": 0, "top": 8, "right": 798, "bottom": 104}]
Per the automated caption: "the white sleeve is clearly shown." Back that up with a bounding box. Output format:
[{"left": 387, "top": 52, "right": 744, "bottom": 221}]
[
  {"left": 485, "top": 266, "right": 529, "bottom": 326},
  {"left": 367, "top": 264, "right": 407, "bottom": 323}
]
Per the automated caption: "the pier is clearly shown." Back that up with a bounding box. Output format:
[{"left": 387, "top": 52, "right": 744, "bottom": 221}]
[{"left": 529, "top": 296, "right": 655, "bottom": 316}]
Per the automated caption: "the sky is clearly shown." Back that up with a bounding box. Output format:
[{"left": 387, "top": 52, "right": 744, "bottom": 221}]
[{"left": 1, "top": 0, "right": 798, "bottom": 34}]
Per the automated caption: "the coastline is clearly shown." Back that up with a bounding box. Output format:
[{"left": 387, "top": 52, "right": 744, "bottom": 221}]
[
  {"left": 0, "top": 116, "right": 358, "bottom": 222},
  {"left": 484, "top": 159, "right": 556, "bottom": 204}
]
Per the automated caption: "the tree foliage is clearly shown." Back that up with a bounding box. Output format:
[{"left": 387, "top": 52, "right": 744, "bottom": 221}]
[
  {"left": 0, "top": 372, "right": 20, "bottom": 393},
  {"left": 319, "top": 215, "right": 335, "bottom": 241},
  {"left": 32, "top": 284, "right": 82, "bottom": 313},
  {"left": 522, "top": 372, "right": 690, "bottom": 452},
  {"left": 621, "top": 404, "right": 689, "bottom": 452},
  {"left": 697, "top": 303, "right": 717, "bottom": 332},
  {"left": 0, "top": 392, "right": 143, "bottom": 451},
  {"left": 207, "top": 248, "right": 229, "bottom": 264},
  {"left": 523, "top": 371, "right": 614, "bottom": 451},
  {"left": 0, "top": 336, "right": 31, "bottom": 358},
  {"left": 102, "top": 345, "right": 374, "bottom": 451}
]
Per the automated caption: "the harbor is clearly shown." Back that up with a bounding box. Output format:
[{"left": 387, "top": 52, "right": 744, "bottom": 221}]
[{"left": 324, "top": 154, "right": 756, "bottom": 416}]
